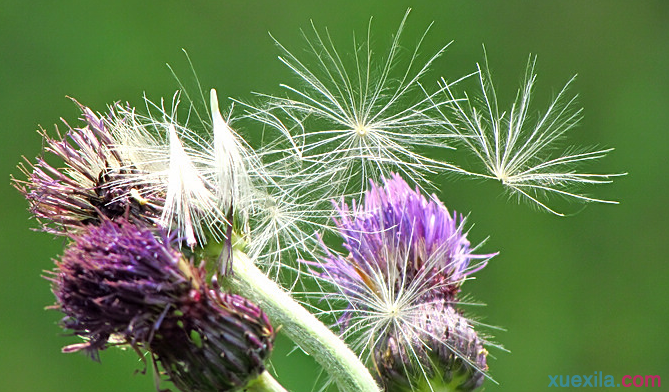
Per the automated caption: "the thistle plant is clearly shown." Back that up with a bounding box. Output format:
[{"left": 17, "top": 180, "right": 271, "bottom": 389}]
[
  {"left": 13, "top": 9, "right": 622, "bottom": 392},
  {"left": 15, "top": 102, "right": 163, "bottom": 234}
]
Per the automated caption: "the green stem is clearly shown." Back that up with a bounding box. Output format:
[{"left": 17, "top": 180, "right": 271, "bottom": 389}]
[
  {"left": 246, "top": 371, "right": 288, "bottom": 392},
  {"left": 226, "top": 250, "right": 380, "bottom": 392}
]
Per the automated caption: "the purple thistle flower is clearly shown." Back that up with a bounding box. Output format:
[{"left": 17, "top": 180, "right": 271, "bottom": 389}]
[
  {"left": 51, "top": 218, "right": 274, "bottom": 391},
  {"left": 13, "top": 101, "right": 161, "bottom": 235},
  {"left": 51, "top": 218, "right": 190, "bottom": 356},
  {"left": 314, "top": 173, "right": 496, "bottom": 391}
]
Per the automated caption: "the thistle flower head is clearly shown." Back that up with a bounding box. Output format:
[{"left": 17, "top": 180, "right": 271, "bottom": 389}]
[
  {"left": 435, "top": 55, "right": 625, "bottom": 215},
  {"left": 312, "top": 174, "right": 495, "bottom": 390},
  {"left": 14, "top": 102, "right": 161, "bottom": 234},
  {"left": 250, "top": 9, "right": 463, "bottom": 199},
  {"left": 321, "top": 174, "right": 491, "bottom": 306},
  {"left": 51, "top": 218, "right": 274, "bottom": 390},
  {"left": 51, "top": 218, "right": 192, "bottom": 357}
]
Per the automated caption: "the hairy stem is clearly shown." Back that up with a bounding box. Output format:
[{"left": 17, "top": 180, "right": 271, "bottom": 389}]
[
  {"left": 225, "top": 250, "right": 380, "bottom": 392},
  {"left": 246, "top": 371, "right": 288, "bottom": 392}
]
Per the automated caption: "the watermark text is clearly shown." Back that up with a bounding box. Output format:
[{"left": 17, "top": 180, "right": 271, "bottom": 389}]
[{"left": 548, "top": 372, "right": 661, "bottom": 387}]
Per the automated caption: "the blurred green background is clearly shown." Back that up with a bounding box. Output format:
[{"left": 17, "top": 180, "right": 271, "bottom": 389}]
[{"left": 1, "top": 1, "right": 667, "bottom": 391}]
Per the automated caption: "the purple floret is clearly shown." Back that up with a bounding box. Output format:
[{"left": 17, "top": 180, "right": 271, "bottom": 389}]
[
  {"left": 51, "top": 218, "right": 275, "bottom": 391},
  {"left": 52, "top": 218, "right": 188, "bottom": 357},
  {"left": 320, "top": 173, "right": 494, "bottom": 306}
]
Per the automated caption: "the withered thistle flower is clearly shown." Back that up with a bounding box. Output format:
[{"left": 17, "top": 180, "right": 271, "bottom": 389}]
[
  {"left": 51, "top": 218, "right": 274, "bottom": 391},
  {"left": 14, "top": 102, "right": 161, "bottom": 235},
  {"left": 313, "top": 174, "right": 495, "bottom": 391}
]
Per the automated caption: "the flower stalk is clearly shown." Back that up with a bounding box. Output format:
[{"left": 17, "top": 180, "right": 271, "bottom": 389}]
[
  {"left": 245, "top": 371, "right": 289, "bottom": 392},
  {"left": 224, "top": 249, "right": 380, "bottom": 392}
]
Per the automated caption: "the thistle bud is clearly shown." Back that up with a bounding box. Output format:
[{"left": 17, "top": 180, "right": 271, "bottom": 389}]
[
  {"left": 52, "top": 218, "right": 189, "bottom": 356},
  {"left": 373, "top": 304, "right": 487, "bottom": 392},
  {"left": 152, "top": 290, "right": 274, "bottom": 392}
]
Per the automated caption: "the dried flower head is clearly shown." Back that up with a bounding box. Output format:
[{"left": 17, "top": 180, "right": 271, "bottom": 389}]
[
  {"left": 312, "top": 174, "right": 496, "bottom": 390},
  {"left": 14, "top": 102, "right": 161, "bottom": 234}
]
